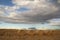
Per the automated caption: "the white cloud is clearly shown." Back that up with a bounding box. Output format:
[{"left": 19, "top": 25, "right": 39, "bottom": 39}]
[
  {"left": 0, "top": 11, "right": 4, "bottom": 15},
  {"left": 12, "top": 0, "right": 38, "bottom": 5},
  {"left": 5, "top": 6, "right": 20, "bottom": 12},
  {"left": 8, "top": 12, "right": 17, "bottom": 17},
  {"left": 12, "top": 0, "right": 49, "bottom": 9},
  {"left": 48, "top": 18, "right": 60, "bottom": 26},
  {"left": 12, "top": 0, "right": 59, "bottom": 11}
]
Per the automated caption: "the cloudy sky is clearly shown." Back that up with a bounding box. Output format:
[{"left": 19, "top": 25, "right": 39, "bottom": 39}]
[{"left": 0, "top": 0, "right": 60, "bottom": 29}]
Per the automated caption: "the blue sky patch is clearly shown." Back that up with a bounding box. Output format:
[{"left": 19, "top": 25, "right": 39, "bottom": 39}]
[
  {"left": 17, "top": 7, "right": 30, "bottom": 12},
  {"left": 0, "top": 0, "right": 14, "bottom": 6}
]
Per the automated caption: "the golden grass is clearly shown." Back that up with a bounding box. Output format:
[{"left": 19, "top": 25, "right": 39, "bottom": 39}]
[{"left": 0, "top": 29, "right": 60, "bottom": 40}]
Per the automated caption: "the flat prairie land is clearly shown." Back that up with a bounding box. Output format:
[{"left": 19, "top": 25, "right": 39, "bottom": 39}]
[{"left": 0, "top": 29, "right": 60, "bottom": 40}]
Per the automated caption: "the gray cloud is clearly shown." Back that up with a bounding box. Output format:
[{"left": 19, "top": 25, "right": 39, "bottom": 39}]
[{"left": 0, "top": 0, "right": 60, "bottom": 24}]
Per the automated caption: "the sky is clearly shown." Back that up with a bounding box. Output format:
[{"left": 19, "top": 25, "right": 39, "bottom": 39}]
[{"left": 0, "top": 0, "right": 60, "bottom": 29}]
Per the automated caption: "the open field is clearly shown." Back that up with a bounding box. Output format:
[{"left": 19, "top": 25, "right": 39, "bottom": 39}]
[{"left": 0, "top": 29, "right": 60, "bottom": 40}]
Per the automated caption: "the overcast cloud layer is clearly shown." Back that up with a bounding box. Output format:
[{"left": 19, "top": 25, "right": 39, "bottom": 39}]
[{"left": 0, "top": 0, "right": 60, "bottom": 25}]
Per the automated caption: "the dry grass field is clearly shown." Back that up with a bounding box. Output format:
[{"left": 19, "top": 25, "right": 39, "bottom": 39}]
[{"left": 0, "top": 29, "right": 60, "bottom": 40}]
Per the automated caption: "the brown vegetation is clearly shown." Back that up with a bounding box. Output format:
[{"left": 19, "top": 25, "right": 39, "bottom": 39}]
[{"left": 0, "top": 29, "right": 60, "bottom": 40}]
